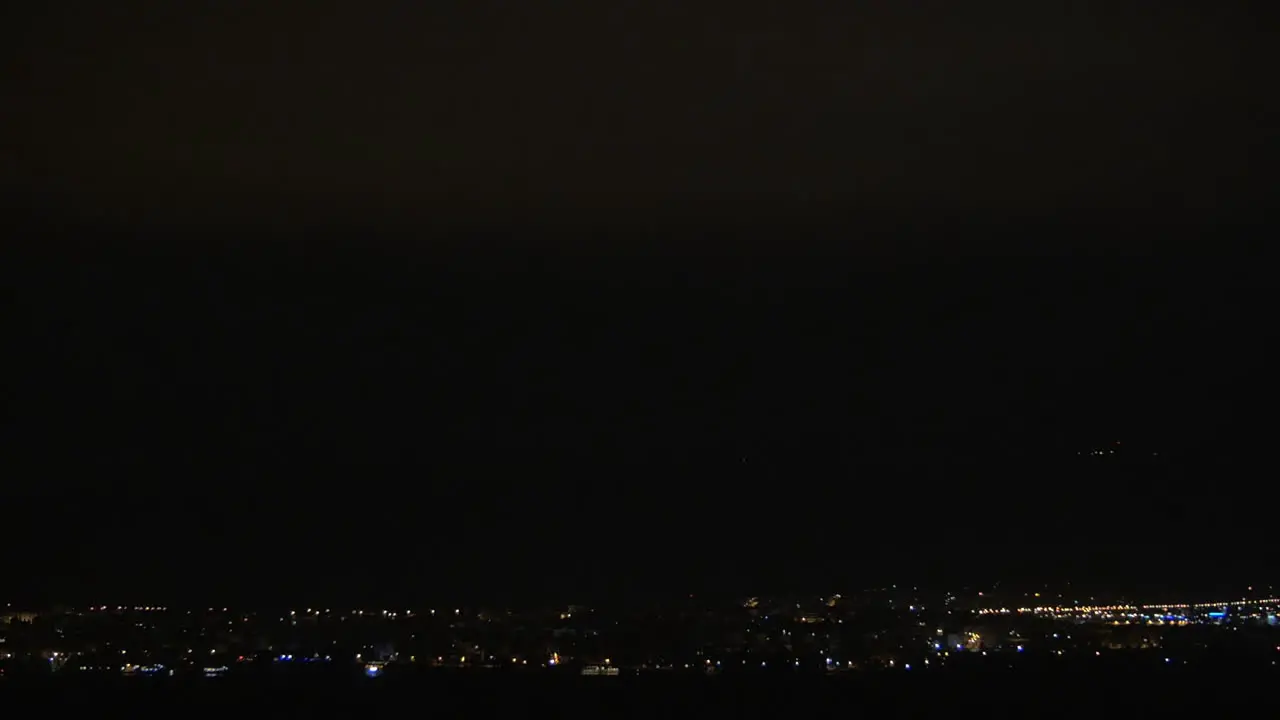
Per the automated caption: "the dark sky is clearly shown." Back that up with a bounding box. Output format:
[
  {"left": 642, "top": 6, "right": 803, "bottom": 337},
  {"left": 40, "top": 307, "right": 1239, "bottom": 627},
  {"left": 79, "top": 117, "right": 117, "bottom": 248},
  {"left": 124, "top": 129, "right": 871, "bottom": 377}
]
[
  {"left": 7, "top": 248, "right": 1272, "bottom": 604},
  {"left": 5, "top": 2, "right": 1273, "bottom": 230},
  {"left": 3, "top": 3, "right": 1275, "bottom": 603}
]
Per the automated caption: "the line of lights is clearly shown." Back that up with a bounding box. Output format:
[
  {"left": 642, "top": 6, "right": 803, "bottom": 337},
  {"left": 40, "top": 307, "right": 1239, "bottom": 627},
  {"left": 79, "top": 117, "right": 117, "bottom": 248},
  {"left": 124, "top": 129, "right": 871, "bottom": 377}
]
[{"left": 978, "top": 598, "right": 1280, "bottom": 616}]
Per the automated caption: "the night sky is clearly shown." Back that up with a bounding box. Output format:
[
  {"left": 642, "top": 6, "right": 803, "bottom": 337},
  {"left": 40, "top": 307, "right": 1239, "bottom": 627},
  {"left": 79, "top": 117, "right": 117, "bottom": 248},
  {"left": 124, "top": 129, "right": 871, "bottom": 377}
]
[
  {"left": 4, "top": 2, "right": 1275, "bottom": 604},
  {"left": 7, "top": 2, "right": 1273, "bottom": 228}
]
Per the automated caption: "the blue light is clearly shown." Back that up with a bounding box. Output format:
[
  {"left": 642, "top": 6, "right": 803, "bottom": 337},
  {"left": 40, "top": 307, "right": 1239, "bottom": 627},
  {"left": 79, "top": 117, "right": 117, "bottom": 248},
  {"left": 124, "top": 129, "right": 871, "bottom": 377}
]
[{"left": 1208, "top": 612, "right": 1225, "bottom": 618}]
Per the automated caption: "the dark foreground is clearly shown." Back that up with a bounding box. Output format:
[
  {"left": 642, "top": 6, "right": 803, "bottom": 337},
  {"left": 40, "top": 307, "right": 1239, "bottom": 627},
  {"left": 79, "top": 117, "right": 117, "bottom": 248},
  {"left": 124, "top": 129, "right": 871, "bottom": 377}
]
[{"left": 5, "top": 666, "right": 1275, "bottom": 717}]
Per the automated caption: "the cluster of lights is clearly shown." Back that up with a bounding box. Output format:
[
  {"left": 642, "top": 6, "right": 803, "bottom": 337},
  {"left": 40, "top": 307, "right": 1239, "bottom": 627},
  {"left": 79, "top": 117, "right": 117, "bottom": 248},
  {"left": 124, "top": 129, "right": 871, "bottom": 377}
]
[
  {"left": 979, "top": 598, "right": 1280, "bottom": 617},
  {"left": 979, "top": 604, "right": 1137, "bottom": 615},
  {"left": 1143, "top": 598, "right": 1280, "bottom": 610},
  {"left": 120, "top": 663, "right": 166, "bottom": 674}
]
